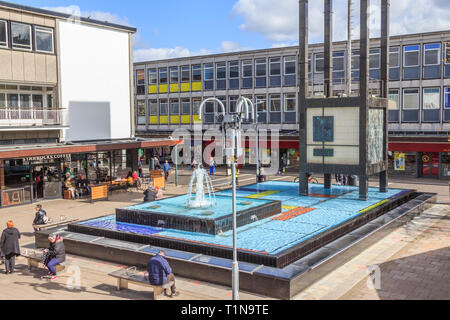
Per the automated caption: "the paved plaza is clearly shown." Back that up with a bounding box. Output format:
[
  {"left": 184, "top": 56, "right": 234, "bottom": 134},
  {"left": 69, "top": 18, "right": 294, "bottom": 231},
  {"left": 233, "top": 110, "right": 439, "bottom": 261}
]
[{"left": 0, "top": 168, "right": 448, "bottom": 300}]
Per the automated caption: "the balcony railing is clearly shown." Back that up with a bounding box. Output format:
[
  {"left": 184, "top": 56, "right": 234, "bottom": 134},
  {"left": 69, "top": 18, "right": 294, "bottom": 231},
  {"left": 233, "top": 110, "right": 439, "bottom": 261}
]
[{"left": 0, "top": 108, "right": 69, "bottom": 128}]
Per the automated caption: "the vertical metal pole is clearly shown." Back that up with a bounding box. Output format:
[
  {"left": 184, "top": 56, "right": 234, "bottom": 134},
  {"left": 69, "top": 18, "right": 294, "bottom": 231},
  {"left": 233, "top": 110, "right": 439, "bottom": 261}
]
[
  {"left": 359, "top": 0, "right": 370, "bottom": 201},
  {"left": 232, "top": 131, "right": 239, "bottom": 300},
  {"left": 380, "top": 0, "right": 390, "bottom": 193},
  {"left": 299, "top": 0, "right": 309, "bottom": 196},
  {"left": 346, "top": 0, "right": 352, "bottom": 96},
  {"left": 175, "top": 145, "right": 178, "bottom": 186},
  {"left": 324, "top": 0, "right": 333, "bottom": 189}
]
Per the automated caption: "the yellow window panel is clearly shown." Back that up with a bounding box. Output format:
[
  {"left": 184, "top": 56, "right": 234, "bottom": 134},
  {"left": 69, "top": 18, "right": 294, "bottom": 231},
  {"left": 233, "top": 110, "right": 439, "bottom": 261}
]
[
  {"left": 149, "top": 116, "right": 158, "bottom": 125},
  {"left": 170, "top": 84, "right": 179, "bottom": 92},
  {"left": 181, "top": 115, "right": 191, "bottom": 124},
  {"left": 170, "top": 115, "right": 180, "bottom": 124},
  {"left": 192, "top": 82, "right": 202, "bottom": 91},
  {"left": 181, "top": 83, "right": 191, "bottom": 92},
  {"left": 159, "top": 115, "right": 169, "bottom": 124},
  {"left": 193, "top": 115, "right": 201, "bottom": 124},
  {"left": 149, "top": 85, "right": 158, "bottom": 94},
  {"left": 159, "top": 84, "right": 168, "bottom": 93}
]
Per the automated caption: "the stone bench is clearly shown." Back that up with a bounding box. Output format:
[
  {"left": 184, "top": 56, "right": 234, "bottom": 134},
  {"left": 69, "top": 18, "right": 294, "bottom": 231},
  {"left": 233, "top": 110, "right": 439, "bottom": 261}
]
[
  {"left": 108, "top": 267, "right": 173, "bottom": 300},
  {"left": 21, "top": 250, "right": 70, "bottom": 273},
  {"left": 33, "top": 217, "right": 79, "bottom": 231}
]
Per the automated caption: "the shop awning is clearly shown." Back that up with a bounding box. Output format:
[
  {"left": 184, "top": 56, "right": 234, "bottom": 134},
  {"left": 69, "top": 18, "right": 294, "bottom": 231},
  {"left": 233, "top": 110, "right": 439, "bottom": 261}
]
[{"left": 0, "top": 138, "right": 183, "bottom": 160}]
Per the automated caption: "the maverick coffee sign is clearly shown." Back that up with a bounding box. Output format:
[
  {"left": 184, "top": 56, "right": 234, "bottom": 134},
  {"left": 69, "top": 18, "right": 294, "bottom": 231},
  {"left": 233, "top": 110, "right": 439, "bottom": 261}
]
[{"left": 24, "top": 154, "right": 71, "bottom": 162}]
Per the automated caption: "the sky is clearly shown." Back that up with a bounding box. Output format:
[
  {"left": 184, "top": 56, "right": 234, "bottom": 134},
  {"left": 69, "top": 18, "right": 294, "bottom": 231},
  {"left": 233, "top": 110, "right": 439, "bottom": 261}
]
[{"left": 7, "top": 0, "right": 450, "bottom": 62}]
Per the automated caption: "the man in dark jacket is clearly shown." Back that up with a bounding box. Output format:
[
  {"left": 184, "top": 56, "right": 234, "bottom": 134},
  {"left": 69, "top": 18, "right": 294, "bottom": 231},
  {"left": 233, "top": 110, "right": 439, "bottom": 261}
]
[
  {"left": 32, "top": 204, "right": 48, "bottom": 231},
  {"left": 43, "top": 234, "right": 66, "bottom": 280},
  {"left": 1, "top": 221, "right": 21, "bottom": 274},
  {"left": 146, "top": 251, "right": 179, "bottom": 297}
]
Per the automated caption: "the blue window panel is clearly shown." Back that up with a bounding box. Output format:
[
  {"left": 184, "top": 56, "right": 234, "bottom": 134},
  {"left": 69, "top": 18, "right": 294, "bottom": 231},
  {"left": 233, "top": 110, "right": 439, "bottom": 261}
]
[
  {"left": 204, "top": 81, "right": 213, "bottom": 91},
  {"left": 269, "top": 112, "right": 281, "bottom": 123},
  {"left": 445, "top": 110, "right": 450, "bottom": 121},
  {"left": 404, "top": 45, "right": 420, "bottom": 52},
  {"left": 402, "top": 110, "right": 419, "bottom": 122},
  {"left": 423, "top": 65, "right": 441, "bottom": 79},
  {"left": 284, "top": 112, "right": 296, "bottom": 123},
  {"left": 444, "top": 65, "right": 450, "bottom": 78},
  {"left": 255, "top": 77, "right": 267, "bottom": 88},
  {"left": 216, "top": 80, "right": 226, "bottom": 90},
  {"left": 403, "top": 67, "right": 420, "bottom": 80},
  {"left": 204, "top": 114, "right": 215, "bottom": 123},
  {"left": 242, "top": 78, "right": 252, "bottom": 89},
  {"left": 258, "top": 112, "right": 267, "bottom": 123},
  {"left": 370, "top": 69, "right": 380, "bottom": 80},
  {"left": 390, "top": 68, "right": 400, "bottom": 81},
  {"left": 445, "top": 88, "right": 450, "bottom": 108},
  {"left": 388, "top": 110, "right": 399, "bottom": 123},
  {"left": 422, "top": 110, "right": 440, "bottom": 123},
  {"left": 313, "top": 116, "right": 334, "bottom": 142},
  {"left": 284, "top": 75, "right": 296, "bottom": 86},
  {"left": 332, "top": 71, "right": 345, "bottom": 85},
  {"left": 229, "top": 79, "right": 239, "bottom": 90},
  {"left": 351, "top": 71, "right": 360, "bottom": 82},
  {"left": 424, "top": 43, "right": 441, "bottom": 50},
  {"left": 269, "top": 76, "right": 281, "bottom": 87}
]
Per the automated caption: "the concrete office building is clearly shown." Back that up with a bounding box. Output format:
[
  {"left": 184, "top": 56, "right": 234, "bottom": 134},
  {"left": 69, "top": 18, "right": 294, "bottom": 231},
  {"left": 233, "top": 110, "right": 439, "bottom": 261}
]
[{"left": 134, "top": 30, "right": 450, "bottom": 180}]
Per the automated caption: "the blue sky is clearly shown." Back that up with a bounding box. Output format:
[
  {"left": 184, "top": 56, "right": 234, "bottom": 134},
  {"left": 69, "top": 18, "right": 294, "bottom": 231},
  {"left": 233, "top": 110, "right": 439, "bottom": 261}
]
[{"left": 7, "top": 0, "right": 450, "bottom": 62}]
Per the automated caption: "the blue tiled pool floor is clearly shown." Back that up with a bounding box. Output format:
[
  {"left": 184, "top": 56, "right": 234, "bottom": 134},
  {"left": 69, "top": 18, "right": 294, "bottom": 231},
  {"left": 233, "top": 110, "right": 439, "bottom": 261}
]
[{"left": 78, "top": 181, "right": 408, "bottom": 256}]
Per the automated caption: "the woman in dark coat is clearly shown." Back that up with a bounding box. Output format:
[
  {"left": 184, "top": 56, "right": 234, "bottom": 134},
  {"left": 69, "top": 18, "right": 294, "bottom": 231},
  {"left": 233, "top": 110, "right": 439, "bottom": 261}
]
[
  {"left": 42, "top": 233, "right": 66, "bottom": 280},
  {"left": 1, "top": 220, "right": 21, "bottom": 274}
]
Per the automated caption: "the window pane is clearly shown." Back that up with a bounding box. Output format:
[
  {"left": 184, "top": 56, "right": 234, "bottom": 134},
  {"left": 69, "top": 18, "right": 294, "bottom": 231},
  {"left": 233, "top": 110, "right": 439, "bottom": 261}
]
[
  {"left": 148, "top": 68, "right": 157, "bottom": 84},
  {"left": 285, "top": 94, "right": 296, "bottom": 111},
  {"left": 181, "top": 66, "right": 190, "bottom": 82},
  {"left": 170, "top": 99, "right": 179, "bottom": 114},
  {"left": 284, "top": 56, "right": 296, "bottom": 75},
  {"left": 256, "top": 95, "right": 266, "bottom": 112},
  {"left": 255, "top": 59, "right": 266, "bottom": 77},
  {"left": 149, "top": 100, "right": 158, "bottom": 115},
  {"left": 136, "top": 70, "right": 145, "bottom": 85},
  {"left": 159, "top": 68, "right": 167, "bottom": 84},
  {"left": 405, "top": 52, "right": 419, "bottom": 66},
  {"left": 390, "top": 52, "right": 399, "bottom": 67},
  {"left": 160, "top": 99, "right": 168, "bottom": 115},
  {"left": 229, "top": 96, "right": 238, "bottom": 113},
  {"left": 216, "top": 62, "right": 226, "bottom": 79},
  {"left": 11, "top": 22, "right": 31, "bottom": 49},
  {"left": 333, "top": 55, "right": 344, "bottom": 71},
  {"left": 137, "top": 100, "right": 146, "bottom": 116},
  {"left": 270, "top": 58, "right": 281, "bottom": 76},
  {"left": 243, "top": 60, "right": 252, "bottom": 77},
  {"left": 35, "top": 27, "right": 53, "bottom": 53},
  {"left": 47, "top": 94, "right": 53, "bottom": 109},
  {"left": 204, "top": 64, "right": 213, "bottom": 80},
  {"left": 33, "top": 95, "right": 43, "bottom": 109},
  {"left": 0, "top": 93, "right": 5, "bottom": 108},
  {"left": 315, "top": 54, "right": 324, "bottom": 73},
  {"left": 170, "top": 67, "right": 179, "bottom": 83},
  {"left": 0, "top": 21, "right": 6, "bottom": 46},
  {"left": 7, "top": 94, "right": 19, "bottom": 108},
  {"left": 192, "top": 65, "right": 201, "bottom": 81},
  {"left": 403, "top": 89, "right": 419, "bottom": 109},
  {"left": 229, "top": 61, "right": 239, "bottom": 78},
  {"left": 424, "top": 50, "right": 439, "bottom": 65},
  {"left": 182, "top": 98, "right": 190, "bottom": 114},
  {"left": 445, "top": 88, "right": 450, "bottom": 109},
  {"left": 270, "top": 94, "right": 281, "bottom": 111},
  {"left": 423, "top": 88, "right": 440, "bottom": 109},
  {"left": 370, "top": 49, "right": 380, "bottom": 69},
  {"left": 388, "top": 89, "right": 399, "bottom": 110}
]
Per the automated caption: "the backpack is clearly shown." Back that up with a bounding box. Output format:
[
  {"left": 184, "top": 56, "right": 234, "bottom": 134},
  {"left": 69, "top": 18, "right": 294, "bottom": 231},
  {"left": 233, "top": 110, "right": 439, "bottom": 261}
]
[{"left": 42, "top": 215, "right": 50, "bottom": 224}]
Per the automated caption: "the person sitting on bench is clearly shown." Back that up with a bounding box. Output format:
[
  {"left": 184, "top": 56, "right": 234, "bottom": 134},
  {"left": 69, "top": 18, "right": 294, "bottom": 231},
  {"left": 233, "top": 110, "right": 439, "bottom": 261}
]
[
  {"left": 32, "top": 204, "right": 50, "bottom": 232},
  {"left": 146, "top": 250, "right": 180, "bottom": 298},
  {"left": 42, "top": 234, "right": 66, "bottom": 281}
]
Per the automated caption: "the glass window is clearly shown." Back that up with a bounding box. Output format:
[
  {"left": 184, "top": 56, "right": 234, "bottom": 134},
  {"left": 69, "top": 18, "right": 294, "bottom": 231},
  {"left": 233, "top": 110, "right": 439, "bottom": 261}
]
[
  {"left": 181, "top": 66, "right": 190, "bottom": 82},
  {"left": 11, "top": 22, "right": 31, "bottom": 50},
  {"left": 242, "top": 59, "right": 253, "bottom": 78},
  {"left": 182, "top": 98, "right": 190, "bottom": 114},
  {"left": 255, "top": 95, "right": 267, "bottom": 112},
  {"left": 35, "top": 26, "right": 54, "bottom": 53},
  {"left": 269, "top": 57, "right": 281, "bottom": 76},
  {"left": 159, "top": 68, "right": 168, "bottom": 84},
  {"left": 229, "top": 96, "right": 238, "bottom": 113},
  {"left": 255, "top": 59, "right": 267, "bottom": 77},
  {"left": 424, "top": 43, "right": 441, "bottom": 66},
  {"left": 370, "top": 48, "right": 381, "bottom": 69},
  {"left": 390, "top": 47, "right": 400, "bottom": 67},
  {"left": 388, "top": 89, "right": 400, "bottom": 110},
  {"left": 20, "top": 94, "right": 30, "bottom": 109},
  {"left": 229, "top": 61, "right": 239, "bottom": 79},
  {"left": 170, "top": 66, "right": 179, "bottom": 83},
  {"left": 0, "top": 93, "right": 5, "bottom": 108},
  {"left": 352, "top": 50, "right": 360, "bottom": 71},
  {"left": 284, "top": 56, "right": 296, "bottom": 75},
  {"left": 404, "top": 45, "right": 420, "bottom": 67},
  {"left": 445, "top": 88, "right": 450, "bottom": 109},
  {"left": 7, "top": 94, "right": 19, "bottom": 108},
  {"left": 270, "top": 94, "right": 281, "bottom": 112},
  {"left": 136, "top": 70, "right": 145, "bottom": 85},
  {"left": 204, "top": 63, "right": 214, "bottom": 80},
  {"left": 216, "top": 62, "right": 226, "bottom": 79},
  {"left": 284, "top": 93, "right": 296, "bottom": 112},
  {"left": 403, "top": 89, "right": 419, "bottom": 109},
  {"left": 0, "top": 20, "right": 7, "bottom": 47},
  {"left": 446, "top": 43, "right": 450, "bottom": 65},
  {"left": 148, "top": 68, "right": 157, "bottom": 85},
  {"left": 149, "top": 99, "right": 158, "bottom": 115},
  {"left": 192, "top": 97, "right": 201, "bottom": 115},
  {"left": 32, "top": 95, "right": 43, "bottom": 109},
  {"left": 333, "top": 52, "right": 345, "bottom": 71},
  {"left": 315, "top": 53, "right": 324, "bottom": 73},
  {"left": 160, "top": 99, "right": 168, "bottom": 115},
  {"left": 47, "top": 94, "right": 53, "bottom": 109},
  {"left": 137, "top": 100, "right": 146, "bottom": 116},
  {"left": 192, "top": 65, "right": 202, "bottom": 81},
  {"left": 170, "top": 99, "right": 179, "bottom": 114},
  {"left": 423, "top": 88, "right": 440, "bottom": 110}
]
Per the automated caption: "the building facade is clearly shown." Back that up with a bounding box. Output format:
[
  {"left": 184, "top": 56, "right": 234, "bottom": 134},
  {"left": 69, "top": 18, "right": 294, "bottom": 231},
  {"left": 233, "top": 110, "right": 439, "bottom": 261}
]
[{"left": 134, "top": 31, "right": 450, "bottom": 180}]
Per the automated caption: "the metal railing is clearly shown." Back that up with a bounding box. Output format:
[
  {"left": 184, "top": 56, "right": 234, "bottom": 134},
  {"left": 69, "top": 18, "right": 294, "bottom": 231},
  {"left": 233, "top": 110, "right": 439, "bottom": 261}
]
[{"left": 0, "top": 108, "right": 69, "bottom": 127}]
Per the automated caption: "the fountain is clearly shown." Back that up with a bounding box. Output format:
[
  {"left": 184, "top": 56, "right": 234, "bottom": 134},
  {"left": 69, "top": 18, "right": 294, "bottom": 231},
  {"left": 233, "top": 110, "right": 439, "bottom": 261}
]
[{"left": 185, "top": 165, "right": 216, "bottom": 209}]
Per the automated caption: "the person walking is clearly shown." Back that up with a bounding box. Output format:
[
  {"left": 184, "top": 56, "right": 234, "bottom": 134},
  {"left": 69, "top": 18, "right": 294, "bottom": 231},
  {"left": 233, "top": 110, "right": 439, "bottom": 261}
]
[
  {"left": 1, "top": 221, "right": 21, "bottom": 274},
  {"left": 146, "top": 250, "right": 180, "bottom": 298},
  {"left": 154, "top": 156, "right": 161, "bottom": 170},
  {"left": 163, "top": 160, "right": 171, "bottom": 182},
  {"left": 42, "top": 234, "right": 66, "bottom": 281},
  {"left": 209, "top": 157, "right": 216, "bottom": 176}
]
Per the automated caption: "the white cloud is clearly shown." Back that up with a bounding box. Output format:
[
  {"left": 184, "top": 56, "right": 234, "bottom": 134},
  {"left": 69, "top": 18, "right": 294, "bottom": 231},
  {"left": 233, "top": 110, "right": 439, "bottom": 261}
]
[
  {"left": 220, "top": 41, "right": 251, "bottom": 53},
  {"left": 134, "top": 47, "right": 213, "bottom": 62},
  {"left": 42, "top": 5, "right": 130, "bottom": 26},
  {"left": 232, "top": 0, "right": 450, "bottom": 46}
]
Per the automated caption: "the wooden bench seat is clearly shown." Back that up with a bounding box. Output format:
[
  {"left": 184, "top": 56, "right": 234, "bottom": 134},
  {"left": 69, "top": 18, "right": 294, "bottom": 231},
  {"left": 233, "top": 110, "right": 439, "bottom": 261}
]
[
  {"left": 33, "top": 217, "right": 79, "bottom": 231},
  {"left": 21, "top": 250, "right": 70, "bottom": 273},
  {"left": 108, "top": 268, "right": 173, "bottom": 300}
]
